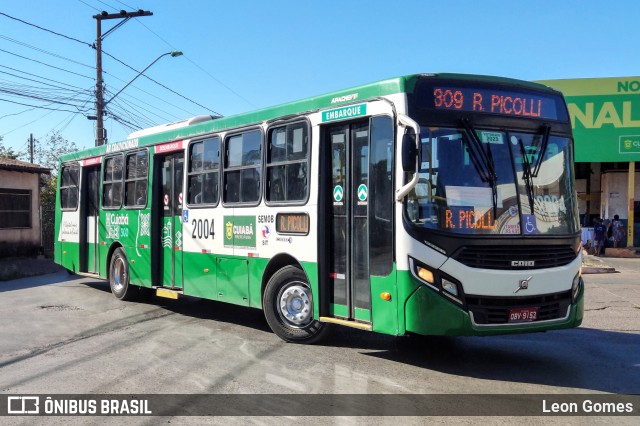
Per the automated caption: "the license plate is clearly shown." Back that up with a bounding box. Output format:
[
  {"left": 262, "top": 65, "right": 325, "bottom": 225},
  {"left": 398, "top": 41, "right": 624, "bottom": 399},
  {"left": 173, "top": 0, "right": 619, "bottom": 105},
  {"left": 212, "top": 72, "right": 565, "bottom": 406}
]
[{"left": 508, "top": 307, "right": 539, "bottom": 322}]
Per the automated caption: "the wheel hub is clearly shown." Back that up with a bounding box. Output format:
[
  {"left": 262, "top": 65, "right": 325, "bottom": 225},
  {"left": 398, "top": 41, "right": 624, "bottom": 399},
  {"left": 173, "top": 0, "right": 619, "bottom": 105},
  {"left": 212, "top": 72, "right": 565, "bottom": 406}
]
[
  {"left": 112, "top": 257, "right": 126, "bottom": 292},
  {"left": 279, "top": 283, "right": 312, "bottom": 327}
]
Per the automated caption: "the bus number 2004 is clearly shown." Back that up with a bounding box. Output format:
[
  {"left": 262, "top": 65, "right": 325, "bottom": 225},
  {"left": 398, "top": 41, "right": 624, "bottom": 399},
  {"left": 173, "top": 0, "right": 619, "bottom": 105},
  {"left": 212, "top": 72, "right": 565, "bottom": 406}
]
[{"left": 192, "top": 219, "right": 215, "bottom": 239}]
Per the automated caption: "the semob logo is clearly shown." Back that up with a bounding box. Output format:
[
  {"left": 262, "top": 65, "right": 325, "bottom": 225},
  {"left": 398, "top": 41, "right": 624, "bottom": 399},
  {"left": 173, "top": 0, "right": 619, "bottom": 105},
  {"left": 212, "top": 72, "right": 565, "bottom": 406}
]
[
  {"left": 7, "top": 396, "right": 40, "bottom": 414},
  {"left": 619, "top": 135, "right": 640, "bottom": 154}
]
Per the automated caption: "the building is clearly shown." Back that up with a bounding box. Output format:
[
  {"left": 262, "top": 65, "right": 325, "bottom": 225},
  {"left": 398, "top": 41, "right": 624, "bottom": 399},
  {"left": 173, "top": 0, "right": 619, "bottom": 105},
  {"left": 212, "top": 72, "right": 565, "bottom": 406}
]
[
  {"left": 0, "top": 157, "right": 50, "bottom": 257},
  {"left": 537, "top": 77, "right": 640, "bottom": 247}
]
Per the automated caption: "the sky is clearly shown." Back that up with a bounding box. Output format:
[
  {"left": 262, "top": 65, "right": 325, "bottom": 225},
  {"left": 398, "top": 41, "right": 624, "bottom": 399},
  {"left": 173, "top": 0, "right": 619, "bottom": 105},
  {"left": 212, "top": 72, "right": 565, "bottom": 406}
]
[{"left": 1, "top": 0, "right": 639, "bottom": 156}]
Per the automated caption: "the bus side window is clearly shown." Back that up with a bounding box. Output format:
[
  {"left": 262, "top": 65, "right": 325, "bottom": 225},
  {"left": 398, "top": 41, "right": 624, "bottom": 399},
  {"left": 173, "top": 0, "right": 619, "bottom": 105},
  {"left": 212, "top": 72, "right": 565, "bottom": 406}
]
[
  {"left": 188, "top": 137, "right": 220, "bottom": 207},
  {"left": 125, "top": 150, "right": 148, "bottom": 208},
  {"left": 60, "top": 163, "right": 80, "bottom": 210},
  {"left": 223, "top": 130, "right": 261, "bottom": 205},
  {"left": 266, "top": 121, "right": 309, "bottom": 204},
  {"left": 103, "top": 155, "right": 123, "bottom": 209}
]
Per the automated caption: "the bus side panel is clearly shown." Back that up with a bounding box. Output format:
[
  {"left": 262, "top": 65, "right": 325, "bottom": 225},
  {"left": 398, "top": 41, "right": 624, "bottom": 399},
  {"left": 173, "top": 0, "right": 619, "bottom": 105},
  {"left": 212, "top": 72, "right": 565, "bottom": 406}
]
[
  {"left": 181, "top": 251, "right": 217, "bottom": 299},
  {"left": 300, "top": 261, "right": 319, "bottom": 319},
  {"left": 58, "top": 211, "right": 81, "bottom": 273},
  {"left": 53, "top": 172, "right": 63, "bottom": 266},
  {"left": 370, "top": 265, "right": 399, "bottom": 336},
  {"left": 248, "top": 257, "right": 269, "bottom": 309},
  {"left": 124, "top": 210, "right": 152, "bottom": 287},
  {"left": 394, "top": 269, "right": 421, "bottom": 336}
]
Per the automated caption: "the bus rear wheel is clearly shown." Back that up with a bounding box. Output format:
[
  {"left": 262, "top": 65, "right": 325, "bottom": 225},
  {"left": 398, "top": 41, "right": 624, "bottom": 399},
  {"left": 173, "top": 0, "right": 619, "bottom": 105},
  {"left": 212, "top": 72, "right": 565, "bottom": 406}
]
[
  {"left": 263, "top": 266, "right": 332, "bottom": 344},
  {"left": 109, "top": 248, "right": 137, "bottom": 301}
]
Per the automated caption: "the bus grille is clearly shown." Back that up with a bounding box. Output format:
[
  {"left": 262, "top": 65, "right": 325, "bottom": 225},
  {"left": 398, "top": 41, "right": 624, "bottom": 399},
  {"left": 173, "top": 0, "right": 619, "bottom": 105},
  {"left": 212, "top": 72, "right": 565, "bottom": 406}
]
[
  {"left": 452, "top": 245, "right": 577, "bottom": 270},
  {"left": 466, "top": 291, "right": 572, "bottom": 325}
]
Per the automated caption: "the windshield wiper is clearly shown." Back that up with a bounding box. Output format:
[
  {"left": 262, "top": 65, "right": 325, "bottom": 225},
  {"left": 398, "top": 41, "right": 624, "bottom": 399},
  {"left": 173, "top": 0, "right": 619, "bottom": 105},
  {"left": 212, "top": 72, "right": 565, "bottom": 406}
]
[
  {"left": 531, "top": 124, "right": 551, "bottom": 177},
  {"left": 460, "top": 118, "right": 498, "bottom": 217},
  {"left": 516, "top": 137, "right": 535, "bottom": 213}
]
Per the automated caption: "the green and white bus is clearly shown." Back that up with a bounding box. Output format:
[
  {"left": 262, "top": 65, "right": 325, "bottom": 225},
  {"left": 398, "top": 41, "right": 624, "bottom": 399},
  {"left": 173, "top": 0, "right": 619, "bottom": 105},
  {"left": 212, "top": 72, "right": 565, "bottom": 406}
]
[{"left": 54, "top": 73, "right": 584, "bottom": 343}]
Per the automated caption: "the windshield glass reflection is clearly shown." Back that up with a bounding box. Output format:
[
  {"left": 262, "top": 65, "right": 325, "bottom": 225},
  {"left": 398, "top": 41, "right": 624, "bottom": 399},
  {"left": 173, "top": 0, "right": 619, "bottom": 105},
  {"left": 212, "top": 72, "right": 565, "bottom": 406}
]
[{"left": 405, "top": 127, "right": 578, "bottom": 236}]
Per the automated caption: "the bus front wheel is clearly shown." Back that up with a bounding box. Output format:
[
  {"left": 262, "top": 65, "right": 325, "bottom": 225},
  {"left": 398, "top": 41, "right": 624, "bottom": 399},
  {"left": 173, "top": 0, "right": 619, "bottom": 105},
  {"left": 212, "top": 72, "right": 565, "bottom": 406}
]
[
  {"left": 263, "top": 266, "right": 332, "bottom": 344},
  {"left": 109, "top": 248, "right": 136, "bottom": 301}
]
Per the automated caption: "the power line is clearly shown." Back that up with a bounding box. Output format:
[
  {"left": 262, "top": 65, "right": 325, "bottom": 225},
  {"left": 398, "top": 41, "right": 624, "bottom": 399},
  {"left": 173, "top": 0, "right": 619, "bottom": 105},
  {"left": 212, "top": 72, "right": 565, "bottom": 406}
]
[
  {"left": 127, "top": 14, "right": 257, "bottom": 110},
  {"left": 0, "top": 48, "right": 94, "bottom": 81},
  {"left": 0, "top": 64, "right": 91, "bottom": 92},
  {"left": 102, "top": 49, "right": 222, "bottom": 116},
  {"left": 0, "top": 99, "right": 83, "bottom": 137},
  {"left": 106, "top": 0, "right": 256, "bottom": 111},
  {"left": 77, "top": 0, "right": 102, "bottom": 13},
  {"left": 0, "top": 34, "right": 94, "bottom": 70},
  {"left": 0, "top": 87, "right": 92, "bottom": 112},
  {"left": 0, "top": 69, "right": 91, "bottom": 95},
  {"left": 0, "top": 12, "right": 92, "bottom": 47}
]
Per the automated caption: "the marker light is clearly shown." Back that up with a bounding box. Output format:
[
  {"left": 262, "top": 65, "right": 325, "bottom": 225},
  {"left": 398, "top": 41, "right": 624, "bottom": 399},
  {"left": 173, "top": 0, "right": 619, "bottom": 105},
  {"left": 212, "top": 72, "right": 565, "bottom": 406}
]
[
  {"left": 416, "top": 266, "right": 435, "bottom": 284},
  {"left": 380, "top": 292, "right": 392, "bottom": 301},
  {"left": 571, "top": 272, "right": 582, "bottom": 303}
]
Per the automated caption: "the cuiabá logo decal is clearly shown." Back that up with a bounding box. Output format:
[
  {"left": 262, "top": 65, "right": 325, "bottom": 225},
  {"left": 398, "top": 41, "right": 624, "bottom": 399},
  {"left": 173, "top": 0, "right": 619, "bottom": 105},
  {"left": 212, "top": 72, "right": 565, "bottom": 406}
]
[
  {"left": 223, "top": 216, "right": 256, "bottom": 249},
  {"left": 225, "top": 220, "right": 233, "bottom": 241}
]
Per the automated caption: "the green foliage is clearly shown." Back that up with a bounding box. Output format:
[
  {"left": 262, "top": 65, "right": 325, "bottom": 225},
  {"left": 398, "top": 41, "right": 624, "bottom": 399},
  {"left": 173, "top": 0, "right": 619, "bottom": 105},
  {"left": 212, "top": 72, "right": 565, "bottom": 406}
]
[
  {"left": 32, "top": 131, "right": 79, "bottom": 174},
  {"left": 0, "top": 136, "right": 23, "bottom": 160},
  {"left": 40, "top": 175, "right": 57, "bottom": 213}
]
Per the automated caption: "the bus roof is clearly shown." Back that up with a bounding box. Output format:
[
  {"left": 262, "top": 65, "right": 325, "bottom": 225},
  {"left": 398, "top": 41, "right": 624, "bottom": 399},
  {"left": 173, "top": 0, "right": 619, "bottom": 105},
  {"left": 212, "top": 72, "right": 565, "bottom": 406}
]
[{"left": 60, "top": 73, "right": 557, "bottom": 163}]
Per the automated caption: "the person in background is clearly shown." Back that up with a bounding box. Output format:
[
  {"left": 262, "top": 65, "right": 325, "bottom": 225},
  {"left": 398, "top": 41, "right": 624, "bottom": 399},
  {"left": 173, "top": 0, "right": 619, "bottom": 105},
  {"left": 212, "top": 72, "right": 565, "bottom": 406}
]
[
  {"left": 610, "top": 214, "right": 625, "bottom": 248},
  {"left": 593, "top": 218, "right": 606, "bottom": 256}
]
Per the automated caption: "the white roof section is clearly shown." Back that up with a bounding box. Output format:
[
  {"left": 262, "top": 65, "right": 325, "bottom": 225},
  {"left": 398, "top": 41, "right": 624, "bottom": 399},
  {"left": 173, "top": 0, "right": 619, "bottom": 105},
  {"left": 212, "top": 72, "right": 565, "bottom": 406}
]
[{"left": 127, "top": 115, "right": 216, "bottom": 139}]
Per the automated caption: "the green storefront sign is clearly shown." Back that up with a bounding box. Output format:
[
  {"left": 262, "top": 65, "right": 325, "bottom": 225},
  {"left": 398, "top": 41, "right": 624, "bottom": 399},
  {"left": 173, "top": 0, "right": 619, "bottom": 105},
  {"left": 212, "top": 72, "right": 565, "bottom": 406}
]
[
  {"left": 537, "top": 77, "right": 640, "bottom": 162},
  {"left": 224, "top": 216, "right": 256, "bottom": 249}
]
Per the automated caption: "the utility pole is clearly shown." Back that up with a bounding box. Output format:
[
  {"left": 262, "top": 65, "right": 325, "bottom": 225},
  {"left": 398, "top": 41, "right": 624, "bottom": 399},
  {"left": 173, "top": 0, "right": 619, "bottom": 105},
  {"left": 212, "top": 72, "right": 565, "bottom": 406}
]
[
  {"left": 93, "top": 10, "right": 153, "bottom": 146},
  {"left": 29, "top": 133, "right": 34, "bottom": 163}
]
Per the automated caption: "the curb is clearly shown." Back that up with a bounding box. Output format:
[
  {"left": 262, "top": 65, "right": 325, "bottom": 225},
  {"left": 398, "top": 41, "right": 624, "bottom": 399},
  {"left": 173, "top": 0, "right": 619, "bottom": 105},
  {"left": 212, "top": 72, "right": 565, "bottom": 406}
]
[{"left": 582, "top": 266, "right": 616, "bottom": 274}]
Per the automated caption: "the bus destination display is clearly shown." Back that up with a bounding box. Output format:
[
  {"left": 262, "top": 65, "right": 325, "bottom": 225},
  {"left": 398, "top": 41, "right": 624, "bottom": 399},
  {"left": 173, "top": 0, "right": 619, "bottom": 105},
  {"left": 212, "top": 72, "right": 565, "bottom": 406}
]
[
  {"left": 276, "top": 213, "right": 310, "bottom": 235},
  {"left": 432, "top": 87, "right": 559, "bottom": 120}
]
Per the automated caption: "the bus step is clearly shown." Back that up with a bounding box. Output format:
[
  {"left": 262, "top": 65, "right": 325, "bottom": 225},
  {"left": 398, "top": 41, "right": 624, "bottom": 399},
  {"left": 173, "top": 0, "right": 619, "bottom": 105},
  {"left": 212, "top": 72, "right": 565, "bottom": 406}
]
[
  {"left": 155, "top": 288, "right": 182, "bottom": 299},
  {"left": 319, "top": 316, "right": 372, "bottom": 331}
]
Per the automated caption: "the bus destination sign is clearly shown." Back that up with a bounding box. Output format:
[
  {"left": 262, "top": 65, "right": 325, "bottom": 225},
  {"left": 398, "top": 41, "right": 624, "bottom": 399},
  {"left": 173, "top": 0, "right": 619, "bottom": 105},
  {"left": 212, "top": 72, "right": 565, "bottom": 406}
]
[
  {"left": 432, "top": 87, "right": 559, "bottom": 120},
  {"left": 276, "top": 213, "right": 310, "bottom": 235}
]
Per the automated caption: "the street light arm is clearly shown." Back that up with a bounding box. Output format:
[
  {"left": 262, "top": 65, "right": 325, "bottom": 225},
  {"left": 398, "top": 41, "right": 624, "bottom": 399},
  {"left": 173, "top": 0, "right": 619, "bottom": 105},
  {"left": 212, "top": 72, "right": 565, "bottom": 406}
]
[{"left": 104, "top": 50, "right": 182, "bottom": 107}]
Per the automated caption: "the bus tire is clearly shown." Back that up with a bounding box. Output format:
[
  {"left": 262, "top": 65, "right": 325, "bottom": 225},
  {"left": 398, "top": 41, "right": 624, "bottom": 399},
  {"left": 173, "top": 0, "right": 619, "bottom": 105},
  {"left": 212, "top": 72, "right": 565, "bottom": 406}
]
[
  {"left": 109, "top": 248, "right": 136, "bottom": 301},
  {"left": 263, "top": 266, "right": 332, "bottom": 344}
]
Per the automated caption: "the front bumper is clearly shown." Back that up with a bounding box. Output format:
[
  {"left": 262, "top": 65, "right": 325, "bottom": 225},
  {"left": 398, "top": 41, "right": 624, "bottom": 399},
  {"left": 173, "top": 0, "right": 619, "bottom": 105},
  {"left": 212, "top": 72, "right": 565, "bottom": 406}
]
[{"left": 404, "top": 277, "right": 584, "bottom": 336}]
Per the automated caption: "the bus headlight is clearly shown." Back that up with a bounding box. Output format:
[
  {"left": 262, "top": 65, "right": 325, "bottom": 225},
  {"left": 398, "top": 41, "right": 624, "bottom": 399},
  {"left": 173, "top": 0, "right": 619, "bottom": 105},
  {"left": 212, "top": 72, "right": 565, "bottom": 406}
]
[
  {"left": 442, "top": 278, "right": 459, "bottom": 297},
  {"left": 409, "top": 257, "right": 465, "bottom": 306},
  {"left": 571, "top": 271, "right": 582, "bottom": 303}
]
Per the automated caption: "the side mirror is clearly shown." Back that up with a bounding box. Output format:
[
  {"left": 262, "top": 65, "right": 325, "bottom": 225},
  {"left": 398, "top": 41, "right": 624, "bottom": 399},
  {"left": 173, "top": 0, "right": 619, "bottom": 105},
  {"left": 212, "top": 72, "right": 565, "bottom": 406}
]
[{"left": 402, "top": 130, "right": 417, "bottom": 173}]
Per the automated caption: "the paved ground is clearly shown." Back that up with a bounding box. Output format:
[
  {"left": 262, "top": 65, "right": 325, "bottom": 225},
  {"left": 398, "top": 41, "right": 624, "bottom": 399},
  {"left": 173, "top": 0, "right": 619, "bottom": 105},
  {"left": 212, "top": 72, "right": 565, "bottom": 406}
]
[
  {"left": 0, "top": 257, "right": 63, "bottom": 281},
  {"left": 0, "top": 255, "right": 638, "bottom": 423}
]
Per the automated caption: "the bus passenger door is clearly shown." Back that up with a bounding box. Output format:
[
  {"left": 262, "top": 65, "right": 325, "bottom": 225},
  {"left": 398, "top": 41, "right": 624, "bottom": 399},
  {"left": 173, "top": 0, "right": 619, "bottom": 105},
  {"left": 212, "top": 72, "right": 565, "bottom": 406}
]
[
  {"left": 80, "top": 166, "right": 100, "bottom": 274},
  {"left": 321, "top": 116, "right": 396, "bottom": 329},
  {"left": 156, "top": 153, "right": 185, "bottom": 289},
  {"left": 324, "top": 121, "right": 371, "bottom": 323}
]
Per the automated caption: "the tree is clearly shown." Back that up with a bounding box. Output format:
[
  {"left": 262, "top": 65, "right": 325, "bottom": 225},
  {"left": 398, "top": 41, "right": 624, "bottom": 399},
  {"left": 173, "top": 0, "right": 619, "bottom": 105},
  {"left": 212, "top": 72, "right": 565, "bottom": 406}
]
[
  {"left": 32, "top": 131, "right": 79, "bottom": 174},
  {"left": 0, "top": 136, "right": 23, "bottom": 160},
  {"left": 31, "top": 132, "right": 78, "bottom": 211}
]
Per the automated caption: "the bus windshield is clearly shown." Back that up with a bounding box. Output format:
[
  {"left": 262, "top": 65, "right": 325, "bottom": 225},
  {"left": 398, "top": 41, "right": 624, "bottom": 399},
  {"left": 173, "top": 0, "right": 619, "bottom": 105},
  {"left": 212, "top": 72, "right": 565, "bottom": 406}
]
[{"left": 405, "top": 126, "right": 579, "bottom": 236}]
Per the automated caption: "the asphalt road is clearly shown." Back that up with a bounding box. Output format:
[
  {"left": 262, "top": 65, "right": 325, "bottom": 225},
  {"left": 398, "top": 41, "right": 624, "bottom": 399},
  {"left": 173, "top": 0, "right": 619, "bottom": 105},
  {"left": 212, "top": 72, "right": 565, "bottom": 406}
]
[{"left": 0, "top": 261, "right": 638, "bottom": 423}]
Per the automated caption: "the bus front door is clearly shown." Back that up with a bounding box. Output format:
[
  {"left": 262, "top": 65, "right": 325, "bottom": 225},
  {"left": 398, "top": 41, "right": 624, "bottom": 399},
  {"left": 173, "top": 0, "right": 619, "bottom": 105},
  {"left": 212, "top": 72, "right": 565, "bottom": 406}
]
[
  {"left": 80, "top": 165, "right": 100, "bottom": 274},
  {"left": 157, "top": 153, "right": 185, "bottom": 289},
  {"left": 324, "top": 122, "right": 372, "bottom": 323}
]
